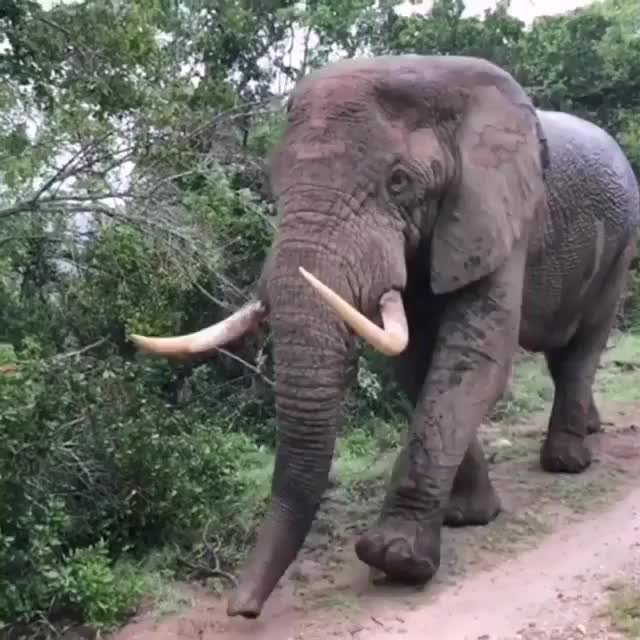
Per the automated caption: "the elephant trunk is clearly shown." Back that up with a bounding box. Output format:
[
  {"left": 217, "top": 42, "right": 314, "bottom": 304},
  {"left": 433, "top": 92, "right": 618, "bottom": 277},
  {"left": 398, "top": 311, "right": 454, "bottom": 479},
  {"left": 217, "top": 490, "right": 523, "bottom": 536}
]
[
  {"left": 227, "top": 250, "right": 354, "bottom": 618},
  {"left": 225, "top": 508, "right": 312, "bottom": 618}
]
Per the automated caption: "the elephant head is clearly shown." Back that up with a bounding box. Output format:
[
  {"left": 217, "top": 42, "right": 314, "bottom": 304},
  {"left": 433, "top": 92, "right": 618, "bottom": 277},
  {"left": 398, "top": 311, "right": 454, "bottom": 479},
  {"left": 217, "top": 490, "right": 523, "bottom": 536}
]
[{"left": 129, "top": 55, "right": 547, "bottom": 618}]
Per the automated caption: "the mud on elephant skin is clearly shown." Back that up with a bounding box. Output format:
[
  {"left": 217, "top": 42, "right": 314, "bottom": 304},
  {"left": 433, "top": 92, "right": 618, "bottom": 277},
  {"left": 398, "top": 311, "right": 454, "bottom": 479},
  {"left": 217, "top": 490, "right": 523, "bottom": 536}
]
[{"left": 128, "top": 55, "right": 640, "bottom": 619}]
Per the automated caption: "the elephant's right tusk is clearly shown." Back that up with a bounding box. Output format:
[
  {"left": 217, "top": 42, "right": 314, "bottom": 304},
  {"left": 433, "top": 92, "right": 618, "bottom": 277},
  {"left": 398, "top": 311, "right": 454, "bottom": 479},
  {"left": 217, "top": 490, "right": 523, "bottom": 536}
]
[
  {"left": 129, "top": 300, "right": 268, "bottom": 359},
  {"left": 298, "top": 267, "right": 408, "bottom": 356}
]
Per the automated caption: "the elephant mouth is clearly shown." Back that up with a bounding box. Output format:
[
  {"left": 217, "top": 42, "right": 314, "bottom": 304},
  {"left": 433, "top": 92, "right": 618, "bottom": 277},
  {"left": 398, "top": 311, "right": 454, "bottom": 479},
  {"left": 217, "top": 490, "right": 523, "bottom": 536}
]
[
  {"left": 298, "top": 267, "right": 408, "bottom": 356},
  {"left": 128, "top": 268, "right": 409, "bottom": 358}
]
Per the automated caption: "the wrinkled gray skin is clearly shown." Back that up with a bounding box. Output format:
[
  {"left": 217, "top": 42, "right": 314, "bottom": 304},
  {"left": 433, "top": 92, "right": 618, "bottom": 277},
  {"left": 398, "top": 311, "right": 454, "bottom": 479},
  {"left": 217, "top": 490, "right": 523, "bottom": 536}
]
[{"left": 222, "top": 55, "right": 640, "bottom": 617}]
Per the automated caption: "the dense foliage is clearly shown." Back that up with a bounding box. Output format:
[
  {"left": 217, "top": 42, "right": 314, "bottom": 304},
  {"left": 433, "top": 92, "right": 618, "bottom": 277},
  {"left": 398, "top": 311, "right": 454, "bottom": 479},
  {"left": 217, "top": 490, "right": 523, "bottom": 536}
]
[{"left": 1, "top": 0, "right": 639, "bottom": 633}]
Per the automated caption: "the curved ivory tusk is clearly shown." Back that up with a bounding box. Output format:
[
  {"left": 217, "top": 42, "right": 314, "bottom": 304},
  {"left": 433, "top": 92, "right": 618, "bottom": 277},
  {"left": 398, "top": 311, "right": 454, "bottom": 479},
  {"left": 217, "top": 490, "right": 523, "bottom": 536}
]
[
  {"left": 298, "top": 267, "right": 408, "bottom": 356},
  {"left": 129, "top": 300, "right": 267, "bottom": 359}
]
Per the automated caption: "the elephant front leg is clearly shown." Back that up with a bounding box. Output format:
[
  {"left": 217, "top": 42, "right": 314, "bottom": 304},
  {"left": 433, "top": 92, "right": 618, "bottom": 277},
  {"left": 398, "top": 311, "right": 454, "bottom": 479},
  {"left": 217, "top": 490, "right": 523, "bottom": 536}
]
[
  {"left": 355, "top": 283, "right": 519, "bottom": 582},
  {"left": 361, "top": 439, "right": 444, "bottom": 583},
  {"left": 354, "top": 428, "right": 449, "bottom": 584},
  {"left": 355, "top": 369, "right": 508, "bottom": 583}
]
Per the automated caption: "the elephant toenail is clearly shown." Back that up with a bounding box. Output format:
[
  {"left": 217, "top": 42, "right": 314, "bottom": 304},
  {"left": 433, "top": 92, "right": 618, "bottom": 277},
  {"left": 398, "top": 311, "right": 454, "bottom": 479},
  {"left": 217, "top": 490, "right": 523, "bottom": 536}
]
[
  {"left": 368, "top": 533, "right": 384, "bottom": 548},
  {"left": 391, "top": 541, "right": 412, "bottom": 561},
  {"left": 400, "top": 549, "right": 412, "bottom": 562}
]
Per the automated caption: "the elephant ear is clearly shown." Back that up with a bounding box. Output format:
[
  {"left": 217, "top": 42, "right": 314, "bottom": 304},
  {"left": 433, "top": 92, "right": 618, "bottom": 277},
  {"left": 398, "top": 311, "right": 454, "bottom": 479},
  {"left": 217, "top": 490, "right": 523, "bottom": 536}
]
[{"left": 430, "top": 85, "right": 546, "bottom": 294}]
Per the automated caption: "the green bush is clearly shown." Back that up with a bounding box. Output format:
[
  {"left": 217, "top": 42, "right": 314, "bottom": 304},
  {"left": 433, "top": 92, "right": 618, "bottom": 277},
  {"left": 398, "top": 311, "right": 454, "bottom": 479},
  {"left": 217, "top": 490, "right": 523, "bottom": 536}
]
[
  {"left": 344, "top": 346, "right": 412, "bottom": 432},
  {"left": 620, "top": 266, "right": 640, "bottom": 332},
  {"left": 0, "top": 539, "right": 144, "bottom": 632},
  {"left": 56, "top": 542, "right": 143, "bottom": 629},
  {"left": 0, "top": 355, "right": 267, "bottom": 630}
]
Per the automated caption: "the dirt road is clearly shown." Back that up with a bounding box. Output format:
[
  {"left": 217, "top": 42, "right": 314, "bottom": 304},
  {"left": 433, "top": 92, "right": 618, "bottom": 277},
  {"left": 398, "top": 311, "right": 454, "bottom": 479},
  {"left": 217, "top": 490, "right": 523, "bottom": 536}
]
[
  {"left": 364, "top": 485, "right": 640, "bottom": 640},
  {"left": 112, "top": 406, "right": 640, "bottom": 640}
]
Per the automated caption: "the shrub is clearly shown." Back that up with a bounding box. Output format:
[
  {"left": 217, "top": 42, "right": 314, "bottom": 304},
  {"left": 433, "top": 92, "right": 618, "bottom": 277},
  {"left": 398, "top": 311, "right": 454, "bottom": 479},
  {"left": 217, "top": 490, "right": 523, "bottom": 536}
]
[
  {"left": 344, "top": 346, "right": 412, "bottom": 432},
  {"left": 0, "top": 354, "right": 267, "bottom": 629},
  {"left": 619, "top": 265, "right": 640, "bottom": 332}
]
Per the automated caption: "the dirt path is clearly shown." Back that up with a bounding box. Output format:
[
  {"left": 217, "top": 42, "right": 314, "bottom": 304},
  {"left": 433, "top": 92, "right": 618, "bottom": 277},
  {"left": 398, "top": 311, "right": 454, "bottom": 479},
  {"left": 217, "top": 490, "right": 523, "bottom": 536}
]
[
  {"left": 363, "top": 485, "right": 640, "bottom": 640},
  {"left": 111, "top": 404, "right": 640, "bottom": 640}
]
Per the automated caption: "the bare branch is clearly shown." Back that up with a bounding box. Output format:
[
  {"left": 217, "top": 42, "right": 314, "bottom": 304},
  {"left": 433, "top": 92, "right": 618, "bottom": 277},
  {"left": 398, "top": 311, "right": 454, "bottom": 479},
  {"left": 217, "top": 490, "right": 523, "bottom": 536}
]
[
  {"left": 3, "top": 339, "right": 110, "bottom": 375},
  {"left": 215, "top": 347, "right": 274, "bottom": 387},
  {"left": 0, "top": 201, "right": 40, "bottom": 219},
  {"left": 178, "top": 518, "right": 238, "bottom": 586},
  {"left": 35, "top": 14, "right": 75, "bottom": 40},
  {"left": 52, "top": 337, "right": 109, "bottom": 361},
  {"left": 30, "top": 139, "right": 98, "bottom": 203},
  {"left": 34, "top": 13, "right": 112, "bottom": 67}
]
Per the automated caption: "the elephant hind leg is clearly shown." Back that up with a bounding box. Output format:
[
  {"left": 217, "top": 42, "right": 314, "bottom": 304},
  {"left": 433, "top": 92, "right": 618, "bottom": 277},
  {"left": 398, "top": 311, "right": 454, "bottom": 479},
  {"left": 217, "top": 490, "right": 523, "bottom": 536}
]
[
  {"left": 541, "top": 347, "right": 597, "bottom": 474},
  {"left": 379, "top": 435, "right": 500, "bottom": 531},
  {"left": 444, "top": 435, "right": 501, "bottom": 527},
  {"left": 541, "top": 244, "right": 633, "bottom": 473}
]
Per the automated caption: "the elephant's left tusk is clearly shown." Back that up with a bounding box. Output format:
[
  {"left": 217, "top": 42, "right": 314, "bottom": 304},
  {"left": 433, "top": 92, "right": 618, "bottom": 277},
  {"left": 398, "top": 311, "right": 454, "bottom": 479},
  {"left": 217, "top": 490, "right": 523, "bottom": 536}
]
[{"left": 298, "top": 267, "right": 408, "bottom": 356}]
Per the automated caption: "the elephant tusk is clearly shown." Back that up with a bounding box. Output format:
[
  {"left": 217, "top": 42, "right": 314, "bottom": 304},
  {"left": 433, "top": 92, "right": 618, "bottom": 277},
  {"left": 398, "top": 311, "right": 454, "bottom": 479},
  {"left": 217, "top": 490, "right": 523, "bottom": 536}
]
[
  {"left": 298, "top": 267, "right": 408, "bottom": 356},
  {"left": 128, "top": 300, "right": 268, "bottom": 359}
]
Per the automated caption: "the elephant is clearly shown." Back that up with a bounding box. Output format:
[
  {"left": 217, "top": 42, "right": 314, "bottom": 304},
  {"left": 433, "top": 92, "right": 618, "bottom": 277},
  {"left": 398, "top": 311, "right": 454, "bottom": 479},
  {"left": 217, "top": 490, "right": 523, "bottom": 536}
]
[{"left": 129, "top": 55, "right": 640, "bottom": 619}]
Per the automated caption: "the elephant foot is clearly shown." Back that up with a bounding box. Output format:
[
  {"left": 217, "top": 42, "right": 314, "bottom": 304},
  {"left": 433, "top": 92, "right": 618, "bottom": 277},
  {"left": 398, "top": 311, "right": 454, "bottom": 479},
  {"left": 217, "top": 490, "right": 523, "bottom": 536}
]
[
  {"left": 444, "top": 481, "right": 501, "bottom": 527},
  {"left": 587, "top": 421, "right": 601, "bottom": 435},
  {"left": 540, "top": 432, "right": 592, "bottom": 473},
  {"left": 586, "top": 405, "right": 602, "bottom": 434},
  {"left": 354, "top": 516, "right": 440, "bottom": 584}
]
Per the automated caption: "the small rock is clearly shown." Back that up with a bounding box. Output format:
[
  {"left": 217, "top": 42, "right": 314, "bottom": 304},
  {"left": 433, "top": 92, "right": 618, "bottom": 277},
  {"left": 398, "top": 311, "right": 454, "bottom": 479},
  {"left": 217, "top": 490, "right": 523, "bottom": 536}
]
[{"left": 576, "top": 624, "right": 587, "bottom": 636}]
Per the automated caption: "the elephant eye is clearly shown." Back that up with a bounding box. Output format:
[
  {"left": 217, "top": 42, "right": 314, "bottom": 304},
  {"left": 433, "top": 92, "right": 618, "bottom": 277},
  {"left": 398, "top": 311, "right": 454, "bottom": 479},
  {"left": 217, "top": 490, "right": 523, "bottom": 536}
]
[{"left": 387, "top": 167, "right": 412, "bottom": 195}]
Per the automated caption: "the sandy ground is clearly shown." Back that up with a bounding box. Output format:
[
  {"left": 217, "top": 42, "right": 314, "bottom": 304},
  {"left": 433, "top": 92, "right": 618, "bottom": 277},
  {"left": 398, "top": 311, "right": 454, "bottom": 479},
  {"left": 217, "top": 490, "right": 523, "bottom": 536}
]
[
  {"left": 111, "top": 403, "right": 640, "bottom": 640},
  {"left": 363, "top": 488, "right": 640, "bottom": 640}
]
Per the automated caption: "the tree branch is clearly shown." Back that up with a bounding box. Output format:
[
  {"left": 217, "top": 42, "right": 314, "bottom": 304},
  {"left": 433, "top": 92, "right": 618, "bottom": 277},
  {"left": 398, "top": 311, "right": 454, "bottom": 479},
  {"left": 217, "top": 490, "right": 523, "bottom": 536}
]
[
  {"left": 215, "top": 347, "right": 273, "bottom": 386},
  {"left": 53, "top": 337, "right": 109, "bottom": 361}
]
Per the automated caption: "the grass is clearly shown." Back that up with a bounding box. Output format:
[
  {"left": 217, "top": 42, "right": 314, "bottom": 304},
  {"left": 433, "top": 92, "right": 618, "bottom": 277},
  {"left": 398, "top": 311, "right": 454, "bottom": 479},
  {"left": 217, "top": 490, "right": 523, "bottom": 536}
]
[
  {"left": 548, "top": 463, "right": 628, "bottom": 513},
  {"left": 143, "top": 574, "right": 195, "bottom": 618},
  {"left": 596, "top": 332, "right": 640, "bottom": 403},
  {"left": 605, "top": 580, "right": 640, "bottom": 638},
  {"left": 333, "top": 419, "right": 401, "bottom": 500},
  {"left": 476, "top": 508, "right": 552, "bottom": 555},
  {"left": 481, "top": 424, "right": 542, "bottom": 463},
  {"left": 309, "top": 590, "right": 362, "bottom": 613},
  {"left": 491, "top": 332, "right": 640, "bottom": 423},
  {"left": 491, "top": 353, "right": 552, "bottom": 422}
]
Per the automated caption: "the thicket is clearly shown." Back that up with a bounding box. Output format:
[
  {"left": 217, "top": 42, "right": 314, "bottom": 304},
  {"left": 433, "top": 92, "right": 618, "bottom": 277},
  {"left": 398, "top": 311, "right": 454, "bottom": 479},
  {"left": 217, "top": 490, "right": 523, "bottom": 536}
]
[{"left": 1, "top": 0, "right": 639, "bottom": 633}]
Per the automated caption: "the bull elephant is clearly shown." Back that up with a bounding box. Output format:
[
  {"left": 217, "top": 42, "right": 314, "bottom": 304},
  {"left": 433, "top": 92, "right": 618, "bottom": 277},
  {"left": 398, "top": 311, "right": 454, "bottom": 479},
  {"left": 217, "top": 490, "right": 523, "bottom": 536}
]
[{"left": 129, "top": 55, "right": 640, "bottom": 618}]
